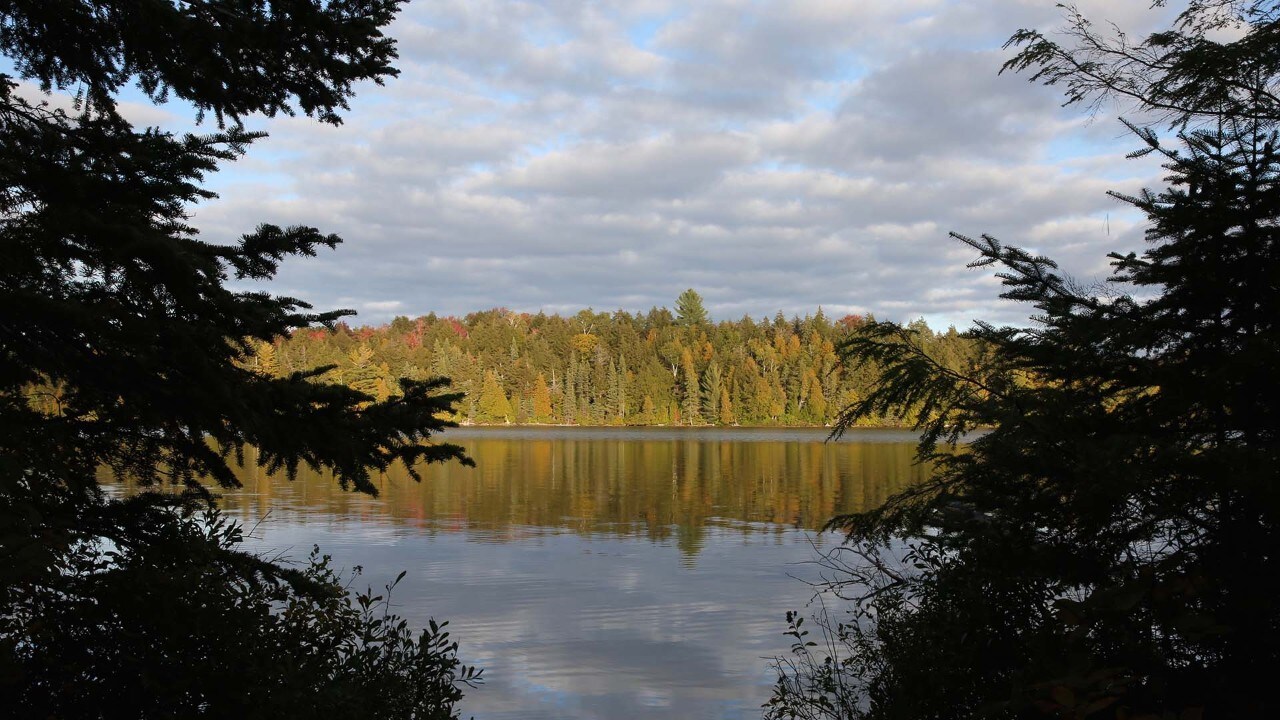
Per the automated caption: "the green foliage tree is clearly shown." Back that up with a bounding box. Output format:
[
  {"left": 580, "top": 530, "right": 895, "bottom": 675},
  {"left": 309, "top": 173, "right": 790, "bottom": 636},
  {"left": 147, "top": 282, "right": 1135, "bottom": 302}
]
[
  {"left": 561, "top": 361, "right": 575, "bottom": 423},
  {"left": 701, "top": 360, "right": 723, "bottom": 420},
  {"left": 618, "top": 355, "right": 630, "bottom": 419},
  {"left": 476, "top": 369, "right": 513, "bottom": 423},
  {"left": 605, "top": 358, "right": 623, "bottom": 422},
  {"left": 0, "top": 1, "right": 478, "bottom": 716},
  {"left": 675, "top": 288, "right": 710, "bottom": 326},
  {"left": 641, "top": 394, "right": 657, "bottom": 423},
  {"left": 680, "top": 348, "right": 703, "bottom": 425},
  {"left": 769, "top": 3, "right": 1280, "bottom": 719},
  {"left": 343, "top": 344, "right": 386, "bottom": 401}
]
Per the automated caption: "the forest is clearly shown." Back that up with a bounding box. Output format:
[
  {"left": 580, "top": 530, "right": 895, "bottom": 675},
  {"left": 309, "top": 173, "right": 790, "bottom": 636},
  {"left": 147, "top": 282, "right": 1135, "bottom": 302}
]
[{"left": 251, "top": 291, "right": 978, "bottom": 427}]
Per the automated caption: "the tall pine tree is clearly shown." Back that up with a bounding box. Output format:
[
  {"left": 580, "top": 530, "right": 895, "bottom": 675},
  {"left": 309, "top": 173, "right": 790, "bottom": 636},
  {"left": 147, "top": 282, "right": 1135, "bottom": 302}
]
[{"left": 675, "top": 288, "right": 709, "bottom": 326}]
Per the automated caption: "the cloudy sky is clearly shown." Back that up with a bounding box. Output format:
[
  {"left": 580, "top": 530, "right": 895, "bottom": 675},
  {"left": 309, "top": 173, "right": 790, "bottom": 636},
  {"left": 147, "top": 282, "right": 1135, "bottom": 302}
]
[{"left": 182, "top": 0, "right": 1181, "bottom": 327}]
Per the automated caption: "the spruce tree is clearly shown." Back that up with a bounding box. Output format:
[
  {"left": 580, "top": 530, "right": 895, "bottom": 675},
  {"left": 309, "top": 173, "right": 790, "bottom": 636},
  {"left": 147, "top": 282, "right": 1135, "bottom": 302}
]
[
  {"left": 770, "top": 3, "right": 1280, "bottom": 718},
  {"left": 1, "top": 2, "right": 478, "bottom": 716},
  {"left": 605, "top": 359, "right": 621, "bottom": 422},
  {"left": 477, "top": 370, "right": 513, "bottom": 423},
  {"left": 563, "top": 355, "right": 578, "bottom": 424},
  {"left": 701, "top": 361, "right": 723, "bottom": 422},
  {"left": 618, "top": 355, "right": 630, "bottom": 419}
]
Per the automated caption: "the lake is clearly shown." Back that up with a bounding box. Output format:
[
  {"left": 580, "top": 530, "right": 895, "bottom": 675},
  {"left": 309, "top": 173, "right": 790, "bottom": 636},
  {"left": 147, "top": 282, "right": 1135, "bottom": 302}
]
[{"left": 212, "top": 427, "right": 925, "bottom": 719}]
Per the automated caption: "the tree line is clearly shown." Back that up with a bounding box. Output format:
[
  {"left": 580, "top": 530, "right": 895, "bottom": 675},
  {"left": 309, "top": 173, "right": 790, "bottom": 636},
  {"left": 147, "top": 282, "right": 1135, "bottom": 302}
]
[{"left": 251, "top": 292, "right": 979, "bottom": 428}]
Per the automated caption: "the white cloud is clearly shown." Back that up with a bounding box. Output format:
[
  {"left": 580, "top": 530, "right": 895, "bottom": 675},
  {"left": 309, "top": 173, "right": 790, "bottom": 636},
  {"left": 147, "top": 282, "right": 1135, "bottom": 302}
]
[
  {"left": 171, "top": 0, "right": 1183, "bottom": 327},
  {"left": 362, "top": 300, "right": 405, "bottom": 312}
]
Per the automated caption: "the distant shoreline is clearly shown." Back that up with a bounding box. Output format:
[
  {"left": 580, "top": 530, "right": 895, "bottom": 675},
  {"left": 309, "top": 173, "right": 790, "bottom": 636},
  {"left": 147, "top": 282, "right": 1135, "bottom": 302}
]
[
  {"left": 433, "top": 424, "right": 987, "bottom": 443},
  {"left": 446, "top": 422, "right": 909, "bottom": 430}
]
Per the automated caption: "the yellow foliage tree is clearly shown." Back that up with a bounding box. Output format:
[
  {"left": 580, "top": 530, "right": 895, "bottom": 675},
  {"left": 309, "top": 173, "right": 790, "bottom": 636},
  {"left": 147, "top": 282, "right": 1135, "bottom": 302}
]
[
  {"left": 254, "top": 341, "right": 280, "bottom": 377},
  {"left": 531, "top": 373, "right": 554, "bottom": 422},
  {"left": 571, "top": 333, "right": 598, "bottom": 354}
]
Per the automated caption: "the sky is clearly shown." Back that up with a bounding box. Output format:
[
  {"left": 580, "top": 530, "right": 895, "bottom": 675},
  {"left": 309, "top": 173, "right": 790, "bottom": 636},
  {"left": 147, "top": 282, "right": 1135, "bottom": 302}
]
[{"left": 80, "top": 1, "right": 1195, "bottom": 327}]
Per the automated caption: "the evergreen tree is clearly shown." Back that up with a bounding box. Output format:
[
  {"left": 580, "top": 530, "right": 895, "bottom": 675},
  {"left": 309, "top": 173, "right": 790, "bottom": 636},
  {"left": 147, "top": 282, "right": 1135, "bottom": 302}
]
[
  {"left": 254, "top": 340, "right": 280, "bottom": 377},
  {"left": 0, "top": 2, "right": 479, "bottom": 716},
  {"left": 343, "top": 345, "right": 384, "bottom": 400},
  {"left": 802, "top": 368, "right": 827, "bottom": 423},
  {"left": 531, "top": 373, "right": 554, "bottom": 423},
  {"left": 605, "top": 359, "right": 622, "bottom": 422},
  {"left": 680, "top": 348, "right": 702, "bottom": 425},
  {"left": 562, "top": 356, "right": 578, "bottom": 424},
  {"left": 618, "top": 355, "right": 630, "bottom": 419},
  {"left": 701, "top": 361, "right": 723, "bottom": 422},
  {"left": 476, "top": 370, "right": 512, "bottom": 423},
  {"left": 576, "top": 352, "right": 596, "bottom": 423},
  {"left": 674, "top": 288, "right": 709, "bottom": 326},
  {"left": 641, "top": 395, "right": 657, "bottom": 424},
  {"left": 718, "top": 388, "right": 735, "bottom": 426},
  {"left": 770, "top": 4, "right": 1280, "bottom": 718}
]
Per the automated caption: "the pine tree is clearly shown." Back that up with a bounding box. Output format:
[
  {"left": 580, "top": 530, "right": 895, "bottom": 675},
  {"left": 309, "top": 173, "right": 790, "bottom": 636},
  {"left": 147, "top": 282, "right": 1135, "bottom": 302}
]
[
  {"left": 674, "top": 288, "right": 709, "bottom": 326},
  {"left": 0, "top": 2, "right": 478, "bottom": 716}
]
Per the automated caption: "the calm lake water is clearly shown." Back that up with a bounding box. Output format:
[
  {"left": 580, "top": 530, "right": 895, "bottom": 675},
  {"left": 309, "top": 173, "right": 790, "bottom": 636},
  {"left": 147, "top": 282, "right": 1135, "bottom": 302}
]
[{"left": 210, "top": 427, "right": 925, "bottom": 719}]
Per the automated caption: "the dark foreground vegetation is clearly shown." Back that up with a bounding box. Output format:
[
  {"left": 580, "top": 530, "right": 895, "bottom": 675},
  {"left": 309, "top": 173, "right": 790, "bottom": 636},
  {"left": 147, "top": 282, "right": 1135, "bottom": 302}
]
[
  {"left": 770, "top": 2, "right": 1280, "bottom": 718},
  {"left": 4, "top": 0, "right": 1277, "bottom": 718},
  {"left": 1, "top": 1, "right": 478, "bottom": 717},
  {"left": 255, "top": 296, "right": 978, "bottom": 427}
]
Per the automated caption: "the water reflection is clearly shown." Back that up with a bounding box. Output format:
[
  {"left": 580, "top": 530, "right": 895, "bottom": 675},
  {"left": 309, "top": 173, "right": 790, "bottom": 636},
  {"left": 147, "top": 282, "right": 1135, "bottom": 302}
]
[
  {"left": 112, "top": 428, "right": 925, "bottom": 719},
  {"left": 210, "top": 428, "right": 925, "bottom": 561}
]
